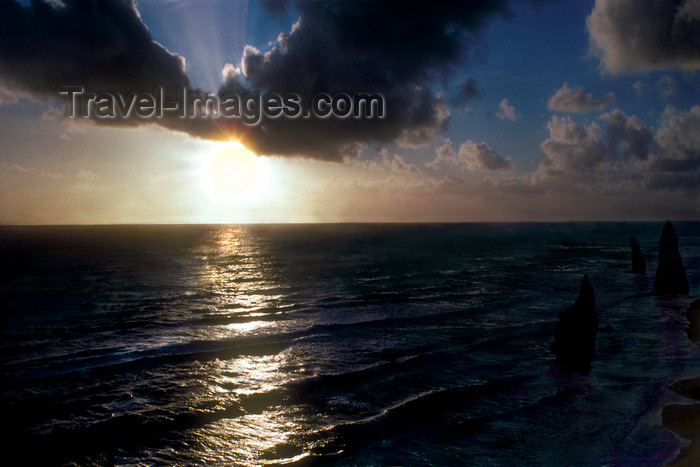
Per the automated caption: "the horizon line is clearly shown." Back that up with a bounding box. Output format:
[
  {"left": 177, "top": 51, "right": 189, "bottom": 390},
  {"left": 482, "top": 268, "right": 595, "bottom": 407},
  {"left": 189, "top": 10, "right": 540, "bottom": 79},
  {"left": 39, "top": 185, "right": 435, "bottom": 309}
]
[{"left": 1, "top": 219, "right": 698, "bottom": 228}]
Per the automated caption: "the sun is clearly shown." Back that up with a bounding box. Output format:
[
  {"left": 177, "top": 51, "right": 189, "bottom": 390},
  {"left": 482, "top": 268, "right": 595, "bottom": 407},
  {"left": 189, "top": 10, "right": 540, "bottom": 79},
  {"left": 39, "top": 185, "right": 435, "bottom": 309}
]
[
  {"left": 210, "top": 145, "right": 259, "bottom": 196},
  {"left": 202, "top": 143, "right": 268, "bottom": 202}
]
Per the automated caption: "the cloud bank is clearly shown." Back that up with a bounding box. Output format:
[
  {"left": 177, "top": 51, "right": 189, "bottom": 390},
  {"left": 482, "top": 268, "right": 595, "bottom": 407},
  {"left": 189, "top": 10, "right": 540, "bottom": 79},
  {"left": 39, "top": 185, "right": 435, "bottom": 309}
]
[
  {"left": 0, "top": 0, "right": 548, "bottom": 161},
  {"left": 534, "top": 106, "right": 698, "bottom": 194}
]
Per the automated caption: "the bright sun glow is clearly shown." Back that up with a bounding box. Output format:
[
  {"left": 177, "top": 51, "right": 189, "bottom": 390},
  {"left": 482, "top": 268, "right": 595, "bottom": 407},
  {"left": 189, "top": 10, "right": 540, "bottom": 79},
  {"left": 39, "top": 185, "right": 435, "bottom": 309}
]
[
  {"left": 201, "top": 143, "right": 269, "bottom": 204},
  {"left": 210, "top": 145, "right": 258, "bottom": 195}
]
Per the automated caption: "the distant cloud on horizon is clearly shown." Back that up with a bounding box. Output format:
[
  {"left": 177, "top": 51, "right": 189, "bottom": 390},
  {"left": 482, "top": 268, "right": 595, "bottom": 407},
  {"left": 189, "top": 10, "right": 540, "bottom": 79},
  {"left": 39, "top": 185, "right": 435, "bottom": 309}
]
[
  {"left": 429, "top": 139, "right": 514, "bottom": 172},
  {"left": 535, "top": 106, "right": 699, "bottom": 194}
]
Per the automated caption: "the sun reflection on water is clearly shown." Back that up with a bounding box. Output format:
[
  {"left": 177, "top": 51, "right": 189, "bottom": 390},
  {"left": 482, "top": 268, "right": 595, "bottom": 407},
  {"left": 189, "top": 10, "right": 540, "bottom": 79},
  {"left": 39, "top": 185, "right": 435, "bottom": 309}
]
[
  {"left": 180, "top": 349, "right": 321, "bottom": 466},
  {"left": 181, "top": 226, "right": 317, "bottom": 465},
  {"left": 193, "top": 409, "right": 314, "bottom": 466},
  {"left": 224, "top": 319, "right": 271, "bottom": 334}
]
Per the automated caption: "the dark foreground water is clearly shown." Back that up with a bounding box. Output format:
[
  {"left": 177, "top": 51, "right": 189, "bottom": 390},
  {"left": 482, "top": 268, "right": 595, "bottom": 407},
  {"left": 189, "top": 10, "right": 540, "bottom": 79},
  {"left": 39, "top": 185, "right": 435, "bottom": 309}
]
[{"left": 1, "top": 222, "right": 699, "bottom": 466}]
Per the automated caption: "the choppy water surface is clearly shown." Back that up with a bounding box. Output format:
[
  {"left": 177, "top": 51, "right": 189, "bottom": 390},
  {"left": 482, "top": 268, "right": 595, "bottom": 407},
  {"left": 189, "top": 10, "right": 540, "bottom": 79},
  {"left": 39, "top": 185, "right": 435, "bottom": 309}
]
[{"left": 1, "top": 222, "right": 699, "bottom": 465}]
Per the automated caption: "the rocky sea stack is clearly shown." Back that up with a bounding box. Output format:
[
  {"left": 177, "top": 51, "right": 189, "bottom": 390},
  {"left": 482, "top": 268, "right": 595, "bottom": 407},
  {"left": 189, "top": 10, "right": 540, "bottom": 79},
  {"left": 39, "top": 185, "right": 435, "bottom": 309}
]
[
  {"left": 550, "top": 274, "right": 598, "bottom": 374},
  {"left": 687, "top": 299, "right": 700, "bottom": 345},
  {"left": 653, "top": 221, "right": 689, "bottom": 295},
  {"left": 629, "top": 236, "right": 646, "bottom": 273}
]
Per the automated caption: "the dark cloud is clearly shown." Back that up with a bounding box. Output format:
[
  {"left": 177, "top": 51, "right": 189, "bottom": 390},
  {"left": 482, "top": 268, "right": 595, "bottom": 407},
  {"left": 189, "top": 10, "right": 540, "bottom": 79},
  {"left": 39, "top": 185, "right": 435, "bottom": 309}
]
[
  {"left": 0, "top": 0, "right": 550, "bottom": 161},
  {"left": 587, "top": 0, "right": 700, "bottom": 74},
  {"left": 0, "top": 0, "right": 229, "bottom": 141},
  {"left": 218, "top": 0, "right": 549, "bottom": 159},
  {"left": 449, "top": 77, "right": 482, "bottom": 105},
  {"left": 547, "top": 83, "right": 615, "bottom": 113},
  {"left": 0, "top": 0, "right": 191, "bottom": 97},
  {"left": 237, "top": 1, "right": 514, "bottom": 93}
]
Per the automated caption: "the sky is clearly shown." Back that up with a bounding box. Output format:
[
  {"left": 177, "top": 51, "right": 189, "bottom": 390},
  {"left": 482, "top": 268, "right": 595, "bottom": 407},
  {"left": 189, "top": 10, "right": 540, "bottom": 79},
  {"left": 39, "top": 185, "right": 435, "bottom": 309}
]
[{"left": 0, "top": 0, "right": 698, "bottom": 224}]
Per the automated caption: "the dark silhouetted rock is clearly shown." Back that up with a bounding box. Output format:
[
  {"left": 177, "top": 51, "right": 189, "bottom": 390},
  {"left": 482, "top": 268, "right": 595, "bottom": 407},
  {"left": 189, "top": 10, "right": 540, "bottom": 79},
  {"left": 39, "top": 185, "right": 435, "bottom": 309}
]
[
  {"left": 550, "top": 274, "right": 598, "bottom": 374},
  {"left": 653, "top": 221, "right": 689, "bottom": 295},
  {"left": 629, "top": 236, "right": 646, "bottom": 273},
  {"left": 687, "top": 299, "right": 700, "bottom": 345},
  {"left": 598, "top": 323, "right": 614, "bottom": 333}
]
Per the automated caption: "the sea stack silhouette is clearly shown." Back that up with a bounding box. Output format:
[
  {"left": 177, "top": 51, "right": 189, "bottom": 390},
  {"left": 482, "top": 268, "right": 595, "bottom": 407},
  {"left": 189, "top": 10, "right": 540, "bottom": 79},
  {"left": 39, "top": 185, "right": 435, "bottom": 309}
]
[
  {"left": 653, "top": 221, "right": 689, "bottom": 295},
  {"left": 687, "top": 299, "right": 700, "bottom": 345},
  {"left": 629, "top": 236, "right": 646, "bottom": 273},
  {"left": 550, "top": 274, "right": 598, "bottom": 374}
]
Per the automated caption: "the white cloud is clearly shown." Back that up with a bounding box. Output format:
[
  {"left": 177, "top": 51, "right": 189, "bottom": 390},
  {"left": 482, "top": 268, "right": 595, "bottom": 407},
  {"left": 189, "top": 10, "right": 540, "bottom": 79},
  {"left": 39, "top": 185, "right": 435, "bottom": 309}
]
[
  {"left": 548, "top": 83, "right": 615, "bottom": 113},
  {"left": 539, "top": 115, "right": 607, "bottom": 173},
  {"left": 377, "top": 148, "right": 420, "bottom": 174},
  {"left": 650, "top": 104, "right": 700, "bottom": 172},
  {"left": 496, "top": 98, "right": 517, "bottom": 121},
  {"left": 429, "top": 139, "right": 513, "bottom": 172},
  {"left": 531, "top": 105, "right": 698, "bottom": 197}
]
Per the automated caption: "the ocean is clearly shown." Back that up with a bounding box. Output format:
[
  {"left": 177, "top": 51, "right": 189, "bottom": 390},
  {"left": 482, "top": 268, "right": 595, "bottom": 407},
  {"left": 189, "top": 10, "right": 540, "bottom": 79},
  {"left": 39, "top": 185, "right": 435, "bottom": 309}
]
[{"left": 1, "top": 222, "right": 699, "bottom": 466}]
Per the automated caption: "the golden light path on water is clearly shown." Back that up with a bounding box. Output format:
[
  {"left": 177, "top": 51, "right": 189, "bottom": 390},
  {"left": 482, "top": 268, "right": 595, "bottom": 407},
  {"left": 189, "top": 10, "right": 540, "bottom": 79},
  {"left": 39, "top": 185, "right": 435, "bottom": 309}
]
[{"left": 181, "top": 227, "right": 326, "bottom": 465}]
